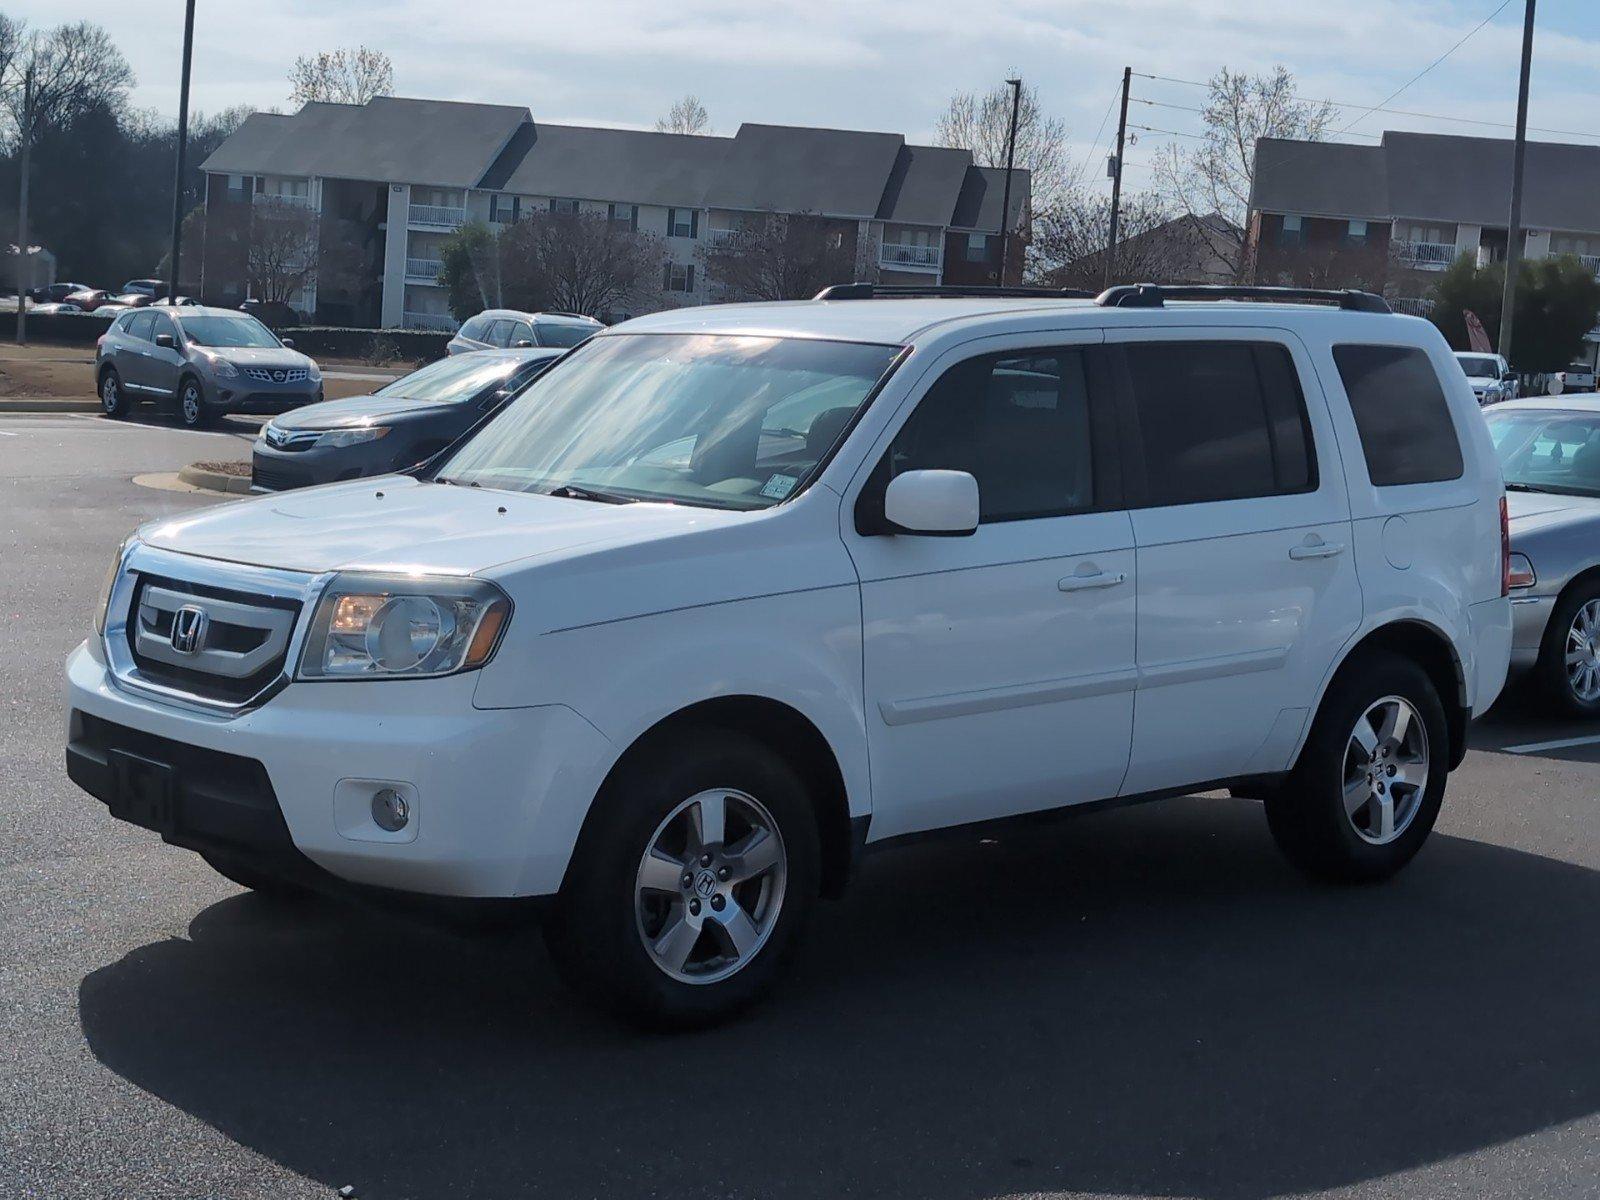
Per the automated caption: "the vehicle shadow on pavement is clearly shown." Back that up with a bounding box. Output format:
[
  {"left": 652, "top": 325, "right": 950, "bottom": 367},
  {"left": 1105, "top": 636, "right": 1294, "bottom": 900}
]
[{"left": 78, "top": 795, "right": 1600, "bottom": 1200}]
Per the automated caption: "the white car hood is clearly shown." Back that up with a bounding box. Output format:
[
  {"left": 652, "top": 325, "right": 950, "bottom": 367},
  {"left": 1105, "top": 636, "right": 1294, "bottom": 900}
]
[{"left": 138, "top": 475, "right": 734, "bottom": 576}]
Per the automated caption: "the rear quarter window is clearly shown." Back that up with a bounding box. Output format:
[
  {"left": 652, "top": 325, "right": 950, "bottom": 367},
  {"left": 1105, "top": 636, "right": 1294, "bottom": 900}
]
[{"left": 1333, "top": 345, "right": 1464, "bottom": 486}]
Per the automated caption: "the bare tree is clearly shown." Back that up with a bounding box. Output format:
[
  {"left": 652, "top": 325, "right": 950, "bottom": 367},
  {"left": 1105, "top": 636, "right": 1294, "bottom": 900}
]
[
  {"left": 1153, "top": 66, "right": 1334, "bottom": 280},
  {"left": 511, "top": 212, "right": 666, "bottom": 315},
  {"left": 0, "top": 19, "right": 132, "bottom": 341},
  {"left": 655, "top": 93, "right": 710, "bottom": 136},
  {"left": 246, "top": 198, "right": 319, "bottom": 305},
  {"left": 935, "top": 79, "right": 1068, "bottom": 213},
  {"left": 288, "top": 47, "right": 393, "bottom": 107},
  {"left": 698, "top": 214, "right": 869, "bottom": 302},
  {"left": 1032, "top": 186, "right": 1188, "bottom": 287}
]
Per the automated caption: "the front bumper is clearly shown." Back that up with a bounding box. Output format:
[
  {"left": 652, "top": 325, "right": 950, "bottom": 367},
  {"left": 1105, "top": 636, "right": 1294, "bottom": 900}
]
[
  {"left": 207, "top": 375, "right": 322, "bottom": 415},
  {"left": 66, "top": 643, "right": 616, "bottom": 898},
  {"left": 251, "top": 439, "right": 399, "bottom": 491}
]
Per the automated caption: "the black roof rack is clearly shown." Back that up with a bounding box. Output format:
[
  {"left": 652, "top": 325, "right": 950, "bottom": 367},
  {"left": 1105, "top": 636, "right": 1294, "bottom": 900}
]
[
  {"left": 1094, "top": 283, "right": 1391, "bottom": 314},
  {"left": 813, "top": 283, "right": 1098, "bottom": 301}
]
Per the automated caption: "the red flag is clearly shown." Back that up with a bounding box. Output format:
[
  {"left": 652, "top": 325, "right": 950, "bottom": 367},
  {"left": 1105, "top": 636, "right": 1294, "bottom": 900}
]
[{"left": 1464, "top": 310, "right": 1493, "bottom": 354}]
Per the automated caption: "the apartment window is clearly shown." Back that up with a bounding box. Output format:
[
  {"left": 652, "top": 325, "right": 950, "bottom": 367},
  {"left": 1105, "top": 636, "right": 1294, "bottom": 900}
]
[
  {"left": 668, "top": 208, "right": 699, "bottom": 239},
  {"left": 608, "top": 203, "right": 638, "bottom": 230},
  {"left": 550, "top": 197, "right": 580, "bottom": 216},
  {"left": 1347, "top": 219, "right": 1368, "bottom": 245},
  {"left": 1279, "top": 214, "right": 1303, "bottom": 246},
  {"left": 490, "top": 194, "right": 521, "bottom": 224},
  {"left": 1333, "top": 344, "right": 1464, "bottom": 486},
  {"left": 1119, "top": 341, "right": 1316, "bottom": 507},
  {"left": 663, "top": 262, "right": 695, "bottom": 293},
  {"left": 965, "top": 233, "right": 989, "bottom": 262}
]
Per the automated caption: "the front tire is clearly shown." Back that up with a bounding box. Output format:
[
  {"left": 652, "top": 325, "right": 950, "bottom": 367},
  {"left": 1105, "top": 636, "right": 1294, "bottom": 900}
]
[
  {"left": 1535, "top": 583, "right": 1600, "bottom": 718},
  {"left": 177, "top": 377, "right": 209, "bottom": 428},
  {"left": 1266, "top": 650, "right": 1448, "bottom": 882},
  {"left": 545, "top": 729, "right": 819, "bottom": 1028},
  {"left": 99, "top": 369, "right": 130, "bottom": 418}
]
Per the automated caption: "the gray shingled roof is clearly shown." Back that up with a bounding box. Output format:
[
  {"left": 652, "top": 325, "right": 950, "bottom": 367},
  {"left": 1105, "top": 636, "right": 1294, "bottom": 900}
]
[
  {"left": 876, "top": 144, "right": 973, "bottom": 226},
  {"left": 713, "top": 124, "right": 906, "bottom": 218},
  {"left": 951, "top": 165, "right": 1031, "bottom": 232},
  {"left": 492, "top": 123, "right": 730, "bottom": 209},
  {"left": 1252, "top": 131, "right": 1600, "bottom": 232},
  {"left": 200, "top": 97, "right": 532, "bottom": 189}
]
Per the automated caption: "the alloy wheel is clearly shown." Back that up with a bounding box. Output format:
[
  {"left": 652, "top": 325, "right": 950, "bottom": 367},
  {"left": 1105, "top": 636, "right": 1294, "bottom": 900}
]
[
  {"left": 1565, "top": 599, "right": 1600, "bottom": 703},
  {"left": 634, "top": 788, "right": 787, "bottom": 985},
  {"left": 101, "top": 375, "right": 118, "bottom": 413},
  {"left": 181, "top": 385, "right": 201, "bottom": 425},
  {"left": 1342, "top": 695, "right": 1429, "bottom": 845}
]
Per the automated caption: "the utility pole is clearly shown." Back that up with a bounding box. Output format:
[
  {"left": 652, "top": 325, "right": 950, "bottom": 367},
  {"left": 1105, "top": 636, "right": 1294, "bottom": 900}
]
[
  {"left": 997, "top": 78, "right": 1022, "bottom": 286},
  {"left": 15, "top": 66, "right": 31, "bottom": 346},
  {"left": 167, "top": 0, "right": 197, "bottom": 307},
  {"left": 1499, "top": 0, "right": 1537, "bottom": 361},
  {"left": 1105, "top": 66, "right": 1132, "bottom": 288}
]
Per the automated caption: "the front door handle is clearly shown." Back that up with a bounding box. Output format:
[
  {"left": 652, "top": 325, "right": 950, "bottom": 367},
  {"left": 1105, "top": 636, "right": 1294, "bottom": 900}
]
[
  {"left": 1289, "top": 539, "right": 1346, "bottom": 561},
  {"left": 1058, "top": 570, "right": 1126, "bottom": 592}
]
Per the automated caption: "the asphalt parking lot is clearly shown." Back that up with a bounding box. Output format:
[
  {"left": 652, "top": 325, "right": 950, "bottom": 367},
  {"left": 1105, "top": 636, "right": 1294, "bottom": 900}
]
[{"left": 2, "top": 411, "right": 1597, "bottom": 1200}]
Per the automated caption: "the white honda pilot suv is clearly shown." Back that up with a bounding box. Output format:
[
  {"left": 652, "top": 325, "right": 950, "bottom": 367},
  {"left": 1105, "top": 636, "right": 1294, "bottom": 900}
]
[{"left": 67, "top": 284, "right": 1513, "bottom": 1026}]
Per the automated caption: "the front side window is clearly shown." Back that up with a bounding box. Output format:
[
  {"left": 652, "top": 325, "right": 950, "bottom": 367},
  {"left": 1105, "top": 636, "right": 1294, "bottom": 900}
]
[
  {"left": 176, "top": 314, "right": 279, "bottom": 348},
  {"left": 1119, "top": 341, "right": 1315, "bottom": 506},
  {"left": 1333, "top": 344, "right": 1464, "bottom": 486},
  {"left": 484, "top": 320, "right": 516, "bottom": 349},
  {"left": 1486, "top": 409, "right": 1600, "bottom": 496},
  {"left": 884, "top": 350, "right": 1099, "bottom": 523},
  {"left": 435, "top": 333, "right": 902, "bottom": 509},
  {"left": 126, "top": 311, "right": 155, "bottom": 341}
]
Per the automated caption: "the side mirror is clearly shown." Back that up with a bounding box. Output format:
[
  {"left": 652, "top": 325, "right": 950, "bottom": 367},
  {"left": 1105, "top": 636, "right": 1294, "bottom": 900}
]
[
  {"left": 280, "top": 336, "right": 295, "bottom": 348},
  {"left": 883, "top": 470, "right": 979, "bottom": 536},
  {"left": 153, "top": 333, "right": 175, "bottom": 349},
  {"left": 512, "top": 339, "right": 535, "bottom": 348},
  {"left": 1503, "top": 371, "right": 1517, "bottom": 383}
]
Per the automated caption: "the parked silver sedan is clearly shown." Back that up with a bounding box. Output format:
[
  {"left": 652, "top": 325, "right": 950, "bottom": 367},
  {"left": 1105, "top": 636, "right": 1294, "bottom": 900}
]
[{"left": 1487, "top": 396, "right": 1600, "bottom": 714}]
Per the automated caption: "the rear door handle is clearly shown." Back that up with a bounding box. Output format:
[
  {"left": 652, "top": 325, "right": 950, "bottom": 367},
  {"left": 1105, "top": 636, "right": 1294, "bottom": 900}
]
[
  {"left": 1058, "top": 570, "right": 1126, "bottom": 592},
  {"left": 1289, "top": 540, "right": 1345, "bottom": 561}
]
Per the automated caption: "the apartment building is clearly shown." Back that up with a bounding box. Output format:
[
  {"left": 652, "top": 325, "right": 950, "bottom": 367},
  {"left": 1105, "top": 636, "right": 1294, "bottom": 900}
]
[{"left": 199, "top": 96, "right": 1030, "bottom": 330}]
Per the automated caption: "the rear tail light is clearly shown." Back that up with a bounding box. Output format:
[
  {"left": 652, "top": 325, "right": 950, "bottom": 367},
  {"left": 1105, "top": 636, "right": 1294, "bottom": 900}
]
[{"left": 1500, "top": 493, "right": 1511, "bottom": 597}]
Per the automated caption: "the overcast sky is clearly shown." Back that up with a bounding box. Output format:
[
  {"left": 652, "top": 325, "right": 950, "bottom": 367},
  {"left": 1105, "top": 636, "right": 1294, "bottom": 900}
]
[{"left": 15, "top": 0, "right": 1600, "bottom": 196}]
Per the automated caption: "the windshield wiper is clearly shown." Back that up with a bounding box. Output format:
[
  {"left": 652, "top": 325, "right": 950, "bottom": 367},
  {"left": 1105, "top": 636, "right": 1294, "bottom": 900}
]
[
  {"left": 433, "top": 476, "right": 479, "bottom": 487},
  {"left": 544, "top": 484, "right": 637, "bottom": 504},
  {"left": 1505, "top": 481, "right": 1560, "bottom": 494}
]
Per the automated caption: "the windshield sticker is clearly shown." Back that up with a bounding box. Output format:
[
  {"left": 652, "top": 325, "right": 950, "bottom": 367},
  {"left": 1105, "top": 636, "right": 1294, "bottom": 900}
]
[{"left": 760, "top": 473, "right": 799, "bottom": 500}]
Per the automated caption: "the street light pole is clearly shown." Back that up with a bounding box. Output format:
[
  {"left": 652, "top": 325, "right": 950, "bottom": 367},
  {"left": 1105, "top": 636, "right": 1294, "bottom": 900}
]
[
  {"left": 997, "top": 78, "right": 1022, "bottom": 286},
  {"left": 1105, "top": 66, "right": 1132, "bottom": 288},
  {"left": 167, "top": 0, "right": 197, "bottom": 307},
  {"left": 1498, "top": 0, "right": 1537, "bottom": 362},
  {"left": 15, "top": 66, "right": 31, "bottom": 346}
]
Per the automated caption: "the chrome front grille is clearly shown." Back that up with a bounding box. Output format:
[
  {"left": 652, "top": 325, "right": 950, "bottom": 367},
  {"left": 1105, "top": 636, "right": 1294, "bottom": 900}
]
[
  {"left": 243, "top": 366, "right": 308, "bottom": 384},
  {"left": 263, "top": 424, "right": 321, "bottom": 451},
  {"left": 105, "top": 544, "right": 324, "bottom": 714}
]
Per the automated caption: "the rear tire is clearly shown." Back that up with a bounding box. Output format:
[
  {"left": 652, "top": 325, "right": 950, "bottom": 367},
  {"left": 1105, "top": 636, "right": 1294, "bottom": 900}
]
[
  {"left": 98, "top": 369, "right": 130, "bottom": 419},
  {"left": 1534, "top": 582, "right": 1600, "bottom": 718},
  {"left": 544, "top": 728, "right": 819, "bottom": 1029},
  {"left": 1266, "top": 650, "right": 1448, "bottom": 883}
]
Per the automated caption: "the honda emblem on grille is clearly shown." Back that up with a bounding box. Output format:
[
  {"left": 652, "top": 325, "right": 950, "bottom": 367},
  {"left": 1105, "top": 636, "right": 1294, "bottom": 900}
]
[{"left": 170, "top": 605, "right": 210, "bottom": 654}]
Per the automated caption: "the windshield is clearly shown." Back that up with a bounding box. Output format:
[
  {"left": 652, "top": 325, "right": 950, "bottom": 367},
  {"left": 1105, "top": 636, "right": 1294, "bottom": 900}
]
[
  {"left": 378, "top": 354, "right": 532, "bottom": 402},
  {"left": 435, "top": 333, "right": 902, "bottom": 509},
  {"left": 1457, "top": 355, "right": 1499, "bottom": 378},
  {"left": 1487, "top": 408, "right": 1600, "bottom": 496},
  {"left": 178, "top": 314, "right": 280, "bottom": 348},
  {"left": 536, "top": 323, "right": 596, "bottom": 348}
]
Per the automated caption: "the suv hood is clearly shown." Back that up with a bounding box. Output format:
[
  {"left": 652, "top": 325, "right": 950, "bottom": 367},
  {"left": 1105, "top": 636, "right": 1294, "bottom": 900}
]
[
  {"left": 137, "top": 475, "right": 732, "bottom": 576},
  {"left": 271, "top": 393, "right": 454, "bottom": 431},
  {"left": 196, "top": 345, "right": 312, "bottom": 369}
]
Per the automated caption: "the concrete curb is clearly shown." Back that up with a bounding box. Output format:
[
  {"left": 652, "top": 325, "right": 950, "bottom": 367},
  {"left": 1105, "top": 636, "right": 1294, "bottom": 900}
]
[
  {"left": 177, "top": 463, "right": 253, "bottom": 494},
  {"left": 0, "top": 398, "right": 99, "bottom": 413}
]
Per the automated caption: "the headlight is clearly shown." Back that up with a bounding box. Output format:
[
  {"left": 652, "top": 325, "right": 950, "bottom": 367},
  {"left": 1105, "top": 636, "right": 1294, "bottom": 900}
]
[
  {"left": 196, "top": 349, "right": 238, "bottom": 378},
  {"left": 1507, "top": 552, "right": 1536, "bottom": 589},
  {"left": 93, "top": 535, "right": 135, "bottom": 636},
  {"left": 306, "top": 360, "right": 322, "bottom": 382},
  {"left": 314, "top": 426, "right": 389, "bottom": 449},
  {"left": 298, "top": 573, "right": 511, "bottom": 679}
]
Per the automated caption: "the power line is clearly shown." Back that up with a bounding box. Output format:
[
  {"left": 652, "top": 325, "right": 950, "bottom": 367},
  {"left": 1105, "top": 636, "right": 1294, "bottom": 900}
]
[{"left": 1071, "top": 81, "right": 1122, "bottom": 192}]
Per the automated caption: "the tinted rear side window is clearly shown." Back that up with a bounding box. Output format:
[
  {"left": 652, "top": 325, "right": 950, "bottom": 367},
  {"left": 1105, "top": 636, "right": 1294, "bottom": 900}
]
[
  {"left": 1119, "top": 341, "right": 1316, "bottom": 506},
  {"left": 1333, "top": 345, "right": 1464, "bottom": 486}
]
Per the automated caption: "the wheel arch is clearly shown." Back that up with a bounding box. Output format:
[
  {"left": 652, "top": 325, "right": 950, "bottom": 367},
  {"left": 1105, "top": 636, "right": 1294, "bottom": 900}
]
[{"left": 581, "top": 694, "right": 858, "bottom": 899}]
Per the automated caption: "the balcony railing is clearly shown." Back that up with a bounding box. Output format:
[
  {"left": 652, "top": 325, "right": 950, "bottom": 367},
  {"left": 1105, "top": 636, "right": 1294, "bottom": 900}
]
[
  {"left": 880, "top": 242, "right": 940, "bottom": 268},
  {"left": 1579, "top": 254, "right": 1600, "bottom": 279},
  {"left": 254, "top": 191, "right": 313, "bottom": 208},
  {"left": 401, "top": 311, "right": 458, "bottom": 332},
  {"left": 405, "top": 257, "right": 443, "bottom": 282},
  {"left": 409, "top": 204, "right": 467, "bottom": 229},
  {"left": 1394, "top": 240, "right": 1457, "bottom": 269}
]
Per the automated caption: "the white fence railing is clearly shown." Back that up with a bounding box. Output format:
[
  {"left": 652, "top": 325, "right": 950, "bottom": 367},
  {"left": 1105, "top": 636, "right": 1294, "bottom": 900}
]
[
  {"left": 880, "top": 242, "right": 940, "bottom": 267},
  {"left": 405, "top": 257, "right": 443, "bottom": 282},
  {"left": 402, "top": 311, "right": 458, "bottom": 332},
  {"left": 1579, "top": 254, "right": 1600, "bottom": 279},
  {"left": 1394, "top": 241, "right": 1457, "bottom": 268},
  {"left": 409, "top": 204, "right": 467, "bottom": 229},
  {"left": 254, "top": 191, "right": 313, "bottom": 208}
]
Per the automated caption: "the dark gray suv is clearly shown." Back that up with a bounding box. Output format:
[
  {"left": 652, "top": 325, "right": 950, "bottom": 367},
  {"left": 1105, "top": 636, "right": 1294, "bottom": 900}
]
[{"left": 96, "top": 306, "right": 322, "bottom": 428}]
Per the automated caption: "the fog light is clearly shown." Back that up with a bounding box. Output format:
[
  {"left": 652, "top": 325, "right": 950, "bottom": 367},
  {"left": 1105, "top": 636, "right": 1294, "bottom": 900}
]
[{"left": 371, "top": 787, "right": 409, "bottom": 832}]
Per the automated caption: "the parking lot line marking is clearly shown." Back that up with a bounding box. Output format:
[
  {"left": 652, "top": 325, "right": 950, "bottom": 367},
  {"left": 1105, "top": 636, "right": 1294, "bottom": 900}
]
[{"left": 1501, "top": 733, "right": 1600, "bottom": 754}]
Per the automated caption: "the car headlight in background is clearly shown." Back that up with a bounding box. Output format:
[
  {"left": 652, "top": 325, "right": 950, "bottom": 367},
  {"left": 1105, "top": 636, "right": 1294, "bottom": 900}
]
[
  {"left": 93, "top": 535, "right": 136, "bottom": 636},
  {"left": 1507, "top": 552, "right": 1537, "bottom": 590},
  {"left": 195, "top": 349, "right": 238, "bottom": 378},
  {"left": 298, "top": 573, "right": 511, "bottom": 679},
  {"left": 314, "top": 426, "right": 389, "bottom": 449},
  {"left": 306, "top": 361, "right": 322, "bottom": 382}
]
